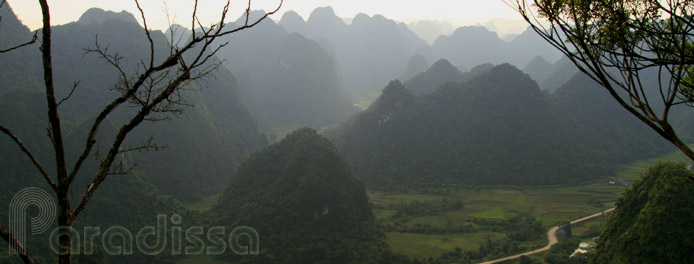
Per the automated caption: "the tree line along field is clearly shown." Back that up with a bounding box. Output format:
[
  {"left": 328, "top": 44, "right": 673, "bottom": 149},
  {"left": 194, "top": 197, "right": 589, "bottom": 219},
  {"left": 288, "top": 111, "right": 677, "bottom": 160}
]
[{"left": 368, "top": 146, "right": 692, "bottom": 261}]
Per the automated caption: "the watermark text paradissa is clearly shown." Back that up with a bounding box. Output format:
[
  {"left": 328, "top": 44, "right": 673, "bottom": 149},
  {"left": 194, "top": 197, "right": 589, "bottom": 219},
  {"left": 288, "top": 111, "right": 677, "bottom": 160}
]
[{"left": 9, "top": 187, "right": 258, "bottom": 255}]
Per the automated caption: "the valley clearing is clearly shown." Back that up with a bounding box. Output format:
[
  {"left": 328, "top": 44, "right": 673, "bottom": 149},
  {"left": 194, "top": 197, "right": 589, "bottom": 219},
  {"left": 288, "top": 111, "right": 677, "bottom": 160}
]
[{"left": 479, "top": 208, "right": 615, "bottom": 264}]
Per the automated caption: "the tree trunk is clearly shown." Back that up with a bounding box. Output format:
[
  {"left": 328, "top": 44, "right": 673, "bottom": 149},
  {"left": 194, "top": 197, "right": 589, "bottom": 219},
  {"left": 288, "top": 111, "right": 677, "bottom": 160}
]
[
  {"left": 661, "top": 124, "right": 694, "bottom": 180},
  {"left": 58, "top": 190, "right": 72, "bottom": 264}
]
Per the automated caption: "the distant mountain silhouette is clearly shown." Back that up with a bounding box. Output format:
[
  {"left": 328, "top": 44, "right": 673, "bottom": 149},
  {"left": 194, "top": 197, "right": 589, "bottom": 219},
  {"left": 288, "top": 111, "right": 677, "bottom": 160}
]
[
  {"left": 78, "top": 7, "right": 138, "bottom": 25},
  {"left": 522, "top": 55, "right": 553, "bottom": 84},
  {"left": 278, "top": 10, "right": 307, "bottom": 34},
  {"left": 279, "top": 7, "right": 428, "bottom": 96},
  {"left": 407, "top": 20, "right": 455, "bottom": 44},
  {"left": 432, "top": 26, "right": 508, "bottom": 68},
  {"left": 402, "top": 59, "right": 495, "bottom": 96},
  {"left": 431, "top": 26, "right": 562, "bottom": 72},
  {"left": 508, "top": 26, "right": 562, "bottom": 65},
  {"left": 536, "top": 56, "right": 580, "bottom": 91},
  {"left": 400, "top": 54, "right": 430, "bottom": 81},
  {"left": 404, "top": 58, "right": 464, "bottom": 95},
  {"left": 277, "top": 7, "right": 568, "bottom": 103},
  {"left": 483, "top": 17, "right": 529, "bottom": 37},
  {"left": 163, "top": 23, "right": 192, "bottom": 46},
  {"left": 214, "top": 11, "right": 356, "bottom": 135}
]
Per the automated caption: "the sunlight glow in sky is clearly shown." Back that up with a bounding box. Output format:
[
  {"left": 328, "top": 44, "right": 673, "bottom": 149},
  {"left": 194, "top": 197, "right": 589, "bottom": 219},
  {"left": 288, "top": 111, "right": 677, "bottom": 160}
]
[{"left": 7, "top": 0, "right": 523, "bottom": 32}]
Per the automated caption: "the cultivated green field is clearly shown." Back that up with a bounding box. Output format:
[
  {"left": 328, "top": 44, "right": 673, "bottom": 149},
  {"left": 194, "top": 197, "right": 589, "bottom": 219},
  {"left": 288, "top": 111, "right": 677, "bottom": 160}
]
[
  {"left": 385, "top": 232, "right": 507, "bottom": 260},
  {"left": 369, "top": 146, "right": 692, "bottom": 260}
]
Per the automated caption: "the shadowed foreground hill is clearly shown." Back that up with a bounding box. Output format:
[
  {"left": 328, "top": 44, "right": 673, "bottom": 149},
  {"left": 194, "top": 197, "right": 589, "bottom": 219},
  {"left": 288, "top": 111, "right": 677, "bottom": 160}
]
[
  {"left": 210, "top": 128, "right": 405, "bottom": 263},
  {"left": 591, "top": 162, "right": 694, "bottom": 263}
]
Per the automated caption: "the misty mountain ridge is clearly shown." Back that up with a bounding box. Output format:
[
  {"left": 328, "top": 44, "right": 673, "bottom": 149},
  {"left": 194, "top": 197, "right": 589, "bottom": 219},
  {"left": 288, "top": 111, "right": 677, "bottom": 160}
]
[
  {"left": 78, "top": 8, "right": 138, "bottom": 25},
  {"left": 430, "top": 25, "right": 562, "bottom": 71},
  {"left": 277, "top": 6, "right": 567, "bottom": 109},
  {"left": 404, "top": 58, "right": 464, "bottom": 95},
  {"left": 279, "top": 6, "right": 428, "bottom": 97},
  {"left": 150, "top": 6, "right": 564, "bottom": 105},
  {"left": 214, "top": 11, "right": 357, "bottom": 136},
  {"left": 523, "top": 55, "right": 580, "bottom": 92},
  {"left": 406, "top": 19, "right": 455, "bottom": 44}
]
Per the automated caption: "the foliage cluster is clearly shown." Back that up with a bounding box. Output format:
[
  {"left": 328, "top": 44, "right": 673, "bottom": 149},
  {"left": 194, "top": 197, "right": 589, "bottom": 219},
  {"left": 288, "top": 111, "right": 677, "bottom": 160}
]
[{"left": 591, "top": 162, "right": 694, "bottom": 263}]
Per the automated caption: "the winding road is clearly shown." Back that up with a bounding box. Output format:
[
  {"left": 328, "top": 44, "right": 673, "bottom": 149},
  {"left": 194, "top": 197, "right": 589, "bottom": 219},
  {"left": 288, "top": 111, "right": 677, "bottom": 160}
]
[{"left": 478, "top": 208, "right": 615, "bottom": 264}]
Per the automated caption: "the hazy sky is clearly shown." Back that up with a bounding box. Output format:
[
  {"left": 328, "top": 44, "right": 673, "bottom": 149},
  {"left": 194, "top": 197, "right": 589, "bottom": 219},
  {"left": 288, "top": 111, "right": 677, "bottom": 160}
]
[{"left": 7, "top": 0, "right": 524, "bottom": 32}]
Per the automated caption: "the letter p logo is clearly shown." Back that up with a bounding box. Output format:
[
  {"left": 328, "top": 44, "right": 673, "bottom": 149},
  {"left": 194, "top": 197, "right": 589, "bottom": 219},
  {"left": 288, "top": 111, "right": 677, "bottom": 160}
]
[{"left": 9, "top": 187, "right": 56, "bottom": 255}]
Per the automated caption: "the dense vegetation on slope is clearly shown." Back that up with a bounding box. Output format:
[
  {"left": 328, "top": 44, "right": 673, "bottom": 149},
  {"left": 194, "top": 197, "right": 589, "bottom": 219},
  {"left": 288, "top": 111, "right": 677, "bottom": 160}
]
[
  {"left": 591, "top": 162, "right": 694, "bottom": 264},
  {"left": 210, "top": 128, "right": 399, "bottom": 263},
  {"left": 331, "top": 64, "right": 671, "bottom": 186}
]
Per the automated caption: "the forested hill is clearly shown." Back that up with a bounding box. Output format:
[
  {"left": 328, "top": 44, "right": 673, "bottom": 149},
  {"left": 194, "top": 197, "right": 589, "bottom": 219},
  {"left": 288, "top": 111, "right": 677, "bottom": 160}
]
[
  {"left": 591, "top": 162, "right": 694, "bottom": 263},
  {"left": 210, "top": 128, "right": 392, "bottom": 263},
  {"left": 330, "top": 64, "right": 671, "bottom": 186}
]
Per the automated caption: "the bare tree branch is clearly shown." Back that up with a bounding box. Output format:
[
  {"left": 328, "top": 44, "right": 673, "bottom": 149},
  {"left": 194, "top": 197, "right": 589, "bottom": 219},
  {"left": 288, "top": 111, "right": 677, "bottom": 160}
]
[
  {"left": 1, "top": 0, "right": 284, "bottom": 262},
  {"left": 118, "top": 137, "right": 166, "bottom": 153},
  {"left": 57, "top": 81, "right": 80, "bottom": 106},
  {"left": 72, "top": 0, "right": 284, "bottom": 219},
  {"left": 0, "top": 125, "right": 57, "bottom": 192},
  {"left": 134, "top": 0, "right": 155, "bottom": 68},
  {"left": 73, "top": 63, "right": 194, "bottom": 218},
  {"left": 0, "top": 32, "right": 38, "bottom": 53},
  {"left": 0, "top": 224, "right": 35, "bottom": 264},
  {"left": 0, "top": 0, "right": 39, "bottom": 54}
]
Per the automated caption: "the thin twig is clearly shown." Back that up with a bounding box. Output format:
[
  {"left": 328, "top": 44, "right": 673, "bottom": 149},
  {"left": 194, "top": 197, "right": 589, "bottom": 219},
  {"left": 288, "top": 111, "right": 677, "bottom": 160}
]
[
  {"left": 58, "top": 81, "right": 80, "bottom": 106},
  {"left": 0, "top": 125, "right": 57, "bottom": 192},
  {"left": 0, "top": 32, "right": 38, "bottom": 53},
  {"left": 0, "top": 225, "right": 35, "bottom": 264}
]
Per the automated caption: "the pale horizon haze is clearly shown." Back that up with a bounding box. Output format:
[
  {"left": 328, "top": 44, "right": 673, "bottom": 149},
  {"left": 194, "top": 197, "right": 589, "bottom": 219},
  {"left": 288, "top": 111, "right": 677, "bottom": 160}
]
[{"left": 6, "top": 0, "right": 528, "bottom": 35}]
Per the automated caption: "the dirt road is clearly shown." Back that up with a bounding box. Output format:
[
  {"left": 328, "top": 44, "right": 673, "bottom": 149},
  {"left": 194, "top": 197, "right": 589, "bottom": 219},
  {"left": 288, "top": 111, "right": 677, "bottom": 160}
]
[{"left": 477, "top": 208, "right": 615, "bottom": 264}]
